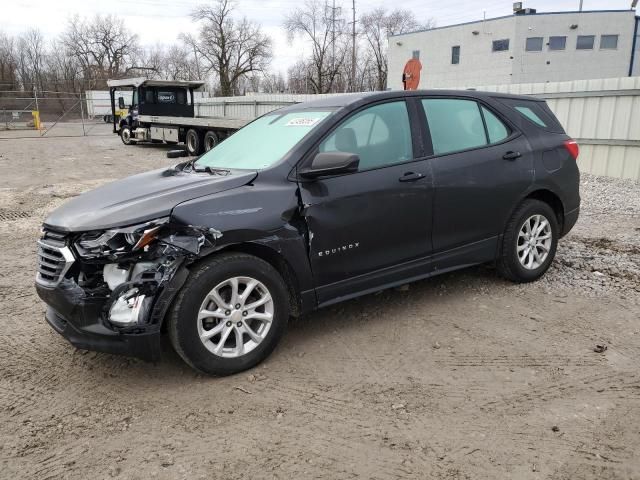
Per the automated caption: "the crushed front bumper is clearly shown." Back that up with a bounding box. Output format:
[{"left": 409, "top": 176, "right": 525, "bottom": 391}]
[
  {"left": 44, "top": 305, "right": 162, "bottom": 361},
  {"left": 35, "top": 254, "right": 190, "bottom": 361}
]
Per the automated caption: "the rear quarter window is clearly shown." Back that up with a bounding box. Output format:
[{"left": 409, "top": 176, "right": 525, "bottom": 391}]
[{"left": 497, "top": 97, "right": 565, "bottom": 133}]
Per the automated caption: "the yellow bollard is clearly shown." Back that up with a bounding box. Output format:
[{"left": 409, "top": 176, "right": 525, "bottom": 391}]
[{"left": 32, "top": 111, "right": 41, "bottom": 130}]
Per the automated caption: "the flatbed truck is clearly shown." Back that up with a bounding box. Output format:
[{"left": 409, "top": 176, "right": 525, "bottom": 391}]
[{"left": 107, "top": 78, "right": 249, "bottom": 155}]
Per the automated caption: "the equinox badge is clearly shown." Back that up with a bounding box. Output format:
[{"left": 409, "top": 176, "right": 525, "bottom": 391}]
[{"left": 318, "top": 242, "right": 360, "bottom": 257}]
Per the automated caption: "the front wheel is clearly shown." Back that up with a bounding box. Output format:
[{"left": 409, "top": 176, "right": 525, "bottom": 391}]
[
  {"left": 120, "top": 125, "right": 133, "bottom": 145},
  {"left": 497, "top": 199, "right": 559, "bottom": 283},
  {"left": 168, "top": 253, "right": 289, "bottom": 376}
]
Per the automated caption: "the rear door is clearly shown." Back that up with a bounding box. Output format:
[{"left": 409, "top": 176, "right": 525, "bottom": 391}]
[
  {"left": 298, "top": 99, "right": 434, "bottom": 304},
  {"left": 419, "top": 97, "right": 534, "bottom": 267}
]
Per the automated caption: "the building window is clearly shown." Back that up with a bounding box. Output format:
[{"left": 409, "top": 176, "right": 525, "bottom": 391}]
[
  {"left": 576, "top": 35, "right": 595, "bottom": 50},
  {"left": 525, "top": 37, "right": 543, "bottom": 51},
  {"left": 492, "top": 39, "right": 510, "bottom": 52},
  {"left": 548, "top": 36, "right": 566, "bottom": 50},
  {"left": 451, "top": 46, "right": 460, "bottom": 64},
  {"left": 600, "top": 34, "right": 619, "bottom": 49}
]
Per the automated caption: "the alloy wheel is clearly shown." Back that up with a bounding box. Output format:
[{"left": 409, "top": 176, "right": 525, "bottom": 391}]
[
  {"left": 197, "top": 276, "right": 274, "bottom": 358},
  {"left": 517, "top": 214, "right": 552, "bottom": 270}
]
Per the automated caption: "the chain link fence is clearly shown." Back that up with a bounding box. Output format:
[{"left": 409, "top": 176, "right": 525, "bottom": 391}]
[{"left": 0, "top": 90, "right": 111, "bottom": 138}]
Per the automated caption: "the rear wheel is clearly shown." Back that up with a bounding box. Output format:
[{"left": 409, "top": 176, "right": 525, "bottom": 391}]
[
  {"left": 168, "top": 253, "right": 289, "bottom": 376},
  {"left": 185, "top": 128, "right": 203, "bottom": 155},
  {"left": 497, "top": 199, "right": 559, "bottom": 283},
  {"left": 120, "top": 125, "right": 133, "bottom": 145},
  {"left": 203, "top": 131, "right": 219, "bottom": 152}
]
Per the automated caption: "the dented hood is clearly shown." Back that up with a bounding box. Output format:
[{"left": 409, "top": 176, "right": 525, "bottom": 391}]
[{"left": 44, "top": 167, "right": 258, "bottom": 232}]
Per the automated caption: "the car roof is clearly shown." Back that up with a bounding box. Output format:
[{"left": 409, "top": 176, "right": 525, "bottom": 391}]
[{"left": 278, "top": 89, "right": 544, "bottom": 112}]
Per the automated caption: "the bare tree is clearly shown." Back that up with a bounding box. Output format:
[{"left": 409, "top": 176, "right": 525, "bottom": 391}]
[
  {"left": 46, "top": 38, "right": 82, "bottom": 93},
  {"left": 262, "top": 71, "right": 286, "bottom": 93},
  {"left": 188, "top": 0, "right": 272, "bottom": 96},
  {"left": 284, "top": 0, "right": 348, "bottom": 94},
  {"left": 360, "top": 8, "right": 434, "bottom": 90},
  {"left": 0, "top": 32, "right": 19, "bottom": 92},
  {"left": 61, "top": 15, "right": 140, "bottom": 88}
]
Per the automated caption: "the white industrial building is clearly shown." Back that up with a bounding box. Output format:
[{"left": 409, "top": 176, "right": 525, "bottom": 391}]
[{"left": 387, "top": 7, "right": 640, "bottom": 89}]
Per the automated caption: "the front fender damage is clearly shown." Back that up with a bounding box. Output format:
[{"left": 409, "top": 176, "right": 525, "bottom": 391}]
[{"left": 63, "top": 224, "right": 224, "bottom": 346}]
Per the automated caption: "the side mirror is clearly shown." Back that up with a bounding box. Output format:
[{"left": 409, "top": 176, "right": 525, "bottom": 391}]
[
  {"left": 167, "top": 149, "right": 188, "bottom": 159},
  {"left": 118, "top": 96, "right": 125, "bottom": 109},
  {"left": 299, "top": 151, "right": 360, "bottom": 179}
]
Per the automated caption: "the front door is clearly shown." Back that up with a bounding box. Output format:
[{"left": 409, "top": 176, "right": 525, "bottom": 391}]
[{"left": 298, "top": 100, "right": 434, "bottom": 305}]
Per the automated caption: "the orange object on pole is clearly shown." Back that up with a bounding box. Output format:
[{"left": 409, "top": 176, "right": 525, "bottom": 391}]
[{"left": 402, "top": 57, "right": 422, "bottom": 90}]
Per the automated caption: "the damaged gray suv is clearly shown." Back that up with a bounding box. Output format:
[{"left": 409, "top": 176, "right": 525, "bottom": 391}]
[{"left": 36, "top": 90, "right": 580, "bottom": 375}]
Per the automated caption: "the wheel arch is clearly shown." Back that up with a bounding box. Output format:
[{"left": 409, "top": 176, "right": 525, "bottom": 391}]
[
  {"left": 192, "top": 242, "right": 303, "bottom": 318},
  {"left": 523, "top": 189, "right": 565, "bottom": 235}
]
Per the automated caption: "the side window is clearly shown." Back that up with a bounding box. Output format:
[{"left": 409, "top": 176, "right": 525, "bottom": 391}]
[
  {"left": 176, "top": 89, "right": 187, "bottom": 105},
  {"left": 143, "top": 89, "right": 154, "bottom": 104},
  {"left": 481, "top": 106, "right": 509, "bottom": 143},
  {"left": 422, "top": 99, "right": 487, "bottom": 155},
  {"left": 514, "top": 106, "right": 547, "bottom": 127},
  {"left": 319, "top": 101, "right": 413, "bottom": 171},
  {"left": 498, "top": 98, "right": 565, "bottom": 133}
]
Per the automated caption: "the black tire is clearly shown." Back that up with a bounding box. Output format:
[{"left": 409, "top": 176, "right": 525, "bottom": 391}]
[
  {"left": 120, "top": 125, "right": 133, "bottom": 145},
  {"left": 168, "top": 253, "right": 289, "bottom": 376},
  {"left": 185, "top": 128, "right": 203, "bottom": 155},
  {"left": 203, "top": 130, "right": 219, "bottom": 152},
  {"left": 497, "top": 199, "right": 559, "bottom": 283}
]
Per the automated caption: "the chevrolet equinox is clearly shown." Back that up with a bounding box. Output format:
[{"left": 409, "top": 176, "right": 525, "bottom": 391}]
[{"left": 36, "top": 90, "right": 580, "bottom": 375}]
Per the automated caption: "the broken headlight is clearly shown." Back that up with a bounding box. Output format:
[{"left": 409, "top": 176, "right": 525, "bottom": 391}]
[{"left": 75, "top": 217, "right": 169, "bottom": 258}]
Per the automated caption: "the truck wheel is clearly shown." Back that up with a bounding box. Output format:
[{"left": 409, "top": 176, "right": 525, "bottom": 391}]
[
  {"left": 168, "top": 253, "right": 289, "bottom": 376},
  {"left": 120, "top": 125, "right": 133, "bottom": 145},
  {"left": 497, "top": 199, "right": 559, "bottom": 283},
  {"left": 204, "top": 131, "right": 219, "bottom": 152},
  {"left": 185, "top": 129, "right": 203, "bottom": 155}
]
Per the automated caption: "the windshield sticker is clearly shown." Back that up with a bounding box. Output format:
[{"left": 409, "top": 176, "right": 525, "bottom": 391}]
[{"left": 286, "top": 117, "right": 321, "bottom": 127}]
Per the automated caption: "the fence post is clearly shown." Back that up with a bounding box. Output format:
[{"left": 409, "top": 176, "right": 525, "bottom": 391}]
[
  {"left": 79, "top": 91, "right": 86, "bottom": 136},
  {"left": 33, "top": 86, "right": 41, "bottom": 135}
]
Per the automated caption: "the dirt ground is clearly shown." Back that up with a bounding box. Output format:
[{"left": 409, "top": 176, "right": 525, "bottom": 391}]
[{"left": 0, "top": 125, "right": 639, "bottom": 480}]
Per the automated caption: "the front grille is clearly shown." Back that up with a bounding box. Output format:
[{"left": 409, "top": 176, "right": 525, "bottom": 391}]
[{"left": 36, "top": 232, "right": 75, "bottom": 287}]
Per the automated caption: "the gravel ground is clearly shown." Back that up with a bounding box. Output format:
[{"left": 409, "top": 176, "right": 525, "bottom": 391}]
[{"left": 0, "top": 125, "right": 639, "bottom": 480}]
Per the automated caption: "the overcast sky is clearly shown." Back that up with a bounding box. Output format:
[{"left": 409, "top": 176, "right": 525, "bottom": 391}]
[{"left": 2, "top": 0, "right": 635, "bottom": 74}]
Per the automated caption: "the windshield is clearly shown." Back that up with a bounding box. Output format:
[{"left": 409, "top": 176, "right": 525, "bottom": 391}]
[{"left": 194, "top": 110, "right": 334, "bottom": 170}]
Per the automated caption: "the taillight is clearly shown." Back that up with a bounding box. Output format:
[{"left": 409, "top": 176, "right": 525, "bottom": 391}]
[{"left": 564, "top": 139, "right": 579, "bottom": 160}]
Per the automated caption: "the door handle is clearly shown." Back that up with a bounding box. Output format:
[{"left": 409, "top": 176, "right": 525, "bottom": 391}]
[
  {"left": 503, "top": 151, "right": 522, "bottom": 160},
  {"left": 399, "top": 172, "right": 425, "bottom": 182}
]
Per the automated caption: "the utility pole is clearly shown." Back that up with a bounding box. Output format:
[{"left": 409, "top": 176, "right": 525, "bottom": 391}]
[
  {"left": 579, "top": 0, "right": 583, "bottom": 11},
  {"left": 326, "top": 0, "right": 339, "bottom": 93},
  {"left": 351, "top": 0, "right": 356, "bottom": 92}
]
